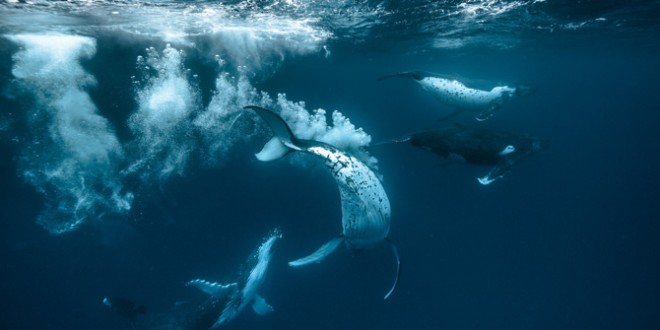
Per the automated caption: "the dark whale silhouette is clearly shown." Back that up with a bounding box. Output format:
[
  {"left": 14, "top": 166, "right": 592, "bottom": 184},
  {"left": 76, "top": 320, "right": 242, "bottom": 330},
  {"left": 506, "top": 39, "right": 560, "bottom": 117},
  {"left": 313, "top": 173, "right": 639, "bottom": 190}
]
[{"left": 383, "top": 125, "right": 544, "bottom": 184}]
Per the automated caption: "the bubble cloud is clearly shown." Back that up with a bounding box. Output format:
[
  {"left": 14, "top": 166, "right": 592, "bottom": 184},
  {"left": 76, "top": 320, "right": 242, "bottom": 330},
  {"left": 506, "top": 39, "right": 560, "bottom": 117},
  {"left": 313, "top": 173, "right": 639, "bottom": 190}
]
[
  {"left": 126, "top": 45, "right": 200, "bottom": 183},
  {"left": 194, "top": 70, "right": 262, "bottom": 165},
  {"left": 3, "top": 32, "right": 377, "bottom": 234},
  {"left": 5, "top": 33, "right": 132, "bottom": 234},
  {"left": 262, "top": 93, "right": 377, "bottom": 168}
]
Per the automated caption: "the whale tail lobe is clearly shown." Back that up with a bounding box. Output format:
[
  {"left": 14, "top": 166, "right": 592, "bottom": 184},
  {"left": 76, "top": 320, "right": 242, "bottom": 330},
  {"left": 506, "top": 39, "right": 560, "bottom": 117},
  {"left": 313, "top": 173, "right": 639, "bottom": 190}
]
[{"left": 245, "top": 105, "right": 302, "bottom": 161}]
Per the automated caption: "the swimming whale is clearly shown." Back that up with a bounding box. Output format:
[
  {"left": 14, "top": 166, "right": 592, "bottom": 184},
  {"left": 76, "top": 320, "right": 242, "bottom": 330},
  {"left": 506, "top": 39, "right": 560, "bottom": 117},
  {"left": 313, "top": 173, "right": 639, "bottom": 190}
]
[
  {"left": 245, "top": 105, "right": 400, "bottom": 300},
  {"left": 382, "top": 124, "right": 543, "bottom": 185},
  {"left": 379, "top": 71, "right": 533, "bottom": 121},
  {"left": 187, "top": 229, "right": 281, "bottom": 328}
]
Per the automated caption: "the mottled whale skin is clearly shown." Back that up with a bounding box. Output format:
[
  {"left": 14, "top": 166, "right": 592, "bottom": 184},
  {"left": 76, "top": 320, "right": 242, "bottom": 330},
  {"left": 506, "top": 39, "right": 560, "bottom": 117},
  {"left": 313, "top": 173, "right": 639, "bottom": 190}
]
[
  {"left": 391, "top": 125, "right": 543, "bottom": 185},
  {"left": 379, "top": 71, "right": 533, "bottom": 121},
  {"left": 245, "top": 105, "right": 400, "bottom": 300},
  {"left": 187, "top": 229, "right": 281, "bottom": 328}
]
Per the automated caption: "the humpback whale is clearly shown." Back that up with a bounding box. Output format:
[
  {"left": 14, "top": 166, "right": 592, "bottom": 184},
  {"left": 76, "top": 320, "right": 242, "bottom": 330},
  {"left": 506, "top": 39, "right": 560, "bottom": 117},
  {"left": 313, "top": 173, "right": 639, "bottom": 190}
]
[
  {"left": 187, "top": 229, "right": 281, "bottom": 328},
  {"left": 379, "top": 71, "right": 533, "bottom": 121},
  {"left": 384, "top": 125, "right": 543, "bottom": 185},
  {"left": 245, "top": 105, "right": 400, "bottom": 300}
]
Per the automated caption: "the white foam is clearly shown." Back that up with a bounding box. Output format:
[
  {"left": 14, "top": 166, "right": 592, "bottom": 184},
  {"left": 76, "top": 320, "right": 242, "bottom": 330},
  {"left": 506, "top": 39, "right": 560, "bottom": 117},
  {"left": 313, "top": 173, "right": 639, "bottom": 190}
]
[
  {"left": 194, "top": 71, "right": 261, "bottom": 165},
  {"left": 262, "top": 93, "right": 377, "bottom": 168},
  {"left": 127, "top": 45, "right": 200, "bottom": 182},
  {"left": 457, "top": 1, "right": 529, "bottom": 17},
  {"left": 109, "top": 7, "right": 331, "bottom": 71},
  {"left": 5, "top": 33, "right": 132, "bottom": 234},
  {"left": 4, "top": 34, "right": 378, "bottom": 233}
]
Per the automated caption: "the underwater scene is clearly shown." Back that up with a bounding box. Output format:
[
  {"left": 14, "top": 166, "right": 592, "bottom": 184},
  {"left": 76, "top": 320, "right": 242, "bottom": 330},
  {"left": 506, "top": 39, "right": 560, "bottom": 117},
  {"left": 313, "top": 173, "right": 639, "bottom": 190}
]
[{"left": 1, "top": 0, "right": 659, "bottom": 329}]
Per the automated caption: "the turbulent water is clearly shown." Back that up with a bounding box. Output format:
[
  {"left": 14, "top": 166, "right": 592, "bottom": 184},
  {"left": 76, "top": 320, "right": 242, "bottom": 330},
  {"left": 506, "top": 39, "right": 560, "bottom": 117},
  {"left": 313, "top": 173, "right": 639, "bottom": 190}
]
[{"left": 0, "top": 1, "right": 659, "bottom": 329}]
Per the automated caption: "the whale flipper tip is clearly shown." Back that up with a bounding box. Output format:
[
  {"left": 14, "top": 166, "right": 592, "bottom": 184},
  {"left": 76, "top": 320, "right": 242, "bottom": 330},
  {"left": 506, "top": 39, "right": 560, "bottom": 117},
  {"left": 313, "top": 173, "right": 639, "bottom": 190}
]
[
  {"left": 289, "top": 236, "right": 343, "bottom": 267},
  {"left": 252, "top": 295, "right": 274, "bottom": 316},
  {"left": 384, "top": 239, "right": 401, "bottom": 300}
]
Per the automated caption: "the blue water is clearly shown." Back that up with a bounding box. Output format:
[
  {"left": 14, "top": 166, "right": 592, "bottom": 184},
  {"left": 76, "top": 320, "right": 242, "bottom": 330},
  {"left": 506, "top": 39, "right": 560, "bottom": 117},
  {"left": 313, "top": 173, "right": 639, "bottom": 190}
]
[{"left": 1, "top": 1, "right": 659, "bottom": 329}]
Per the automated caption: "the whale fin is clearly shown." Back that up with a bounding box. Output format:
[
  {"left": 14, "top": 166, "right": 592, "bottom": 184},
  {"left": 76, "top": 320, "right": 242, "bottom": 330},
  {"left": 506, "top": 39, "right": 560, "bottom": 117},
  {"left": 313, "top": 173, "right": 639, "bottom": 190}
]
[
  {"left": 186, "top": 279, "right": 238, "bottom": 299},
  {"left": 252, "top": 295, "right": 274, "bottom": 315},
  {"left": 255, "top": 137, "right": 291, "bottom": 161},
  {"left": 245, "top": 105, "right": 302, "bottom": 161},
  {"left": 289, "top": 236, "right": 343, "bottom": 267},
  {"left": 384, "top": 238, "right": 401, "bottom": 300}
]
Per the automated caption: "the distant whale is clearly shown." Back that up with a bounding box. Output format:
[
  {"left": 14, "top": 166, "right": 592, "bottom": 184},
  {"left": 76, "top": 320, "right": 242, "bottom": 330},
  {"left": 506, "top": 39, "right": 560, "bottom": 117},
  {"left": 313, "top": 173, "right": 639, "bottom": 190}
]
[
  {"left": 245, "top": 105, "right": 400, "bottom": 300},
  {"left": 187, "top": 229, "right": 281, "bottom": 328},
  {"left": 383, "top": 124, "right": 543, "bottom": 185},
  {"left": 379, "top": 71, "right": 533, "bottom": 121}
]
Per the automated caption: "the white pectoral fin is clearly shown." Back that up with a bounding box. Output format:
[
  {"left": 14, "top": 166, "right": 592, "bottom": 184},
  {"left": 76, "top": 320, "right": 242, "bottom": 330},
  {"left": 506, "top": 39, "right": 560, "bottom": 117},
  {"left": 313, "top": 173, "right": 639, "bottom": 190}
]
[
  {"left": 288, "top": 236, "right": 343, "bottom": 267},
  {"left": 384, "top": 239, "right": 401, "bottom": 300},
  {"left": 252, "top": 295, "right": 274, "bottom": 316},
  {"left": 187, "top": 279, "right": 238, "bottom": 299},
  {"left": 255, "top": 137, "right": 291, "bottom": 161}
]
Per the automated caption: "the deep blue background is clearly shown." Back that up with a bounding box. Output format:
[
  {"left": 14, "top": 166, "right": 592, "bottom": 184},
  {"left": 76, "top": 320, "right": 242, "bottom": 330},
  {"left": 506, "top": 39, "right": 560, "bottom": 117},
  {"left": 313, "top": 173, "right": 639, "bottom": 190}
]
[{"left": 1, "top": 18, "right": 660, "bottom": 330}]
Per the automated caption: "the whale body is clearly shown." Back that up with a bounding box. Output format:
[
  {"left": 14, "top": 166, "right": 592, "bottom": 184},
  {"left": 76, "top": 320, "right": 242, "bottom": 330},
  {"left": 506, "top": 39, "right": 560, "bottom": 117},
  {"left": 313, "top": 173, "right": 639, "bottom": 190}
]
[
  {"left": 245, "top": 105, "right": 400, "bottom": 299},
  {"left": 380, "top": 71, "right": 533, "bottom": 121},
  {"left": 187, "top": 229, "right": 281, "bottom": 328},
  {"left": 387, "top": 125, "right": 543, "bottom": 185}
]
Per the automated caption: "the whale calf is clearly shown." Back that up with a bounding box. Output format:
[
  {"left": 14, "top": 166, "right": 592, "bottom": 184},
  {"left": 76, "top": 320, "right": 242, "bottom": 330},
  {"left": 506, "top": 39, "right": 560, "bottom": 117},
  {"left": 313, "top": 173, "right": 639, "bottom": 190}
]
[
  {"left": 245, "top": 105, "right": 400, "bottom": 300},
  {"left": 379, "top": 71, "right": 533, "bottom": 121},
  {"left": 187, "top": 229, "right": 281, "bottom": 328},
  {"left": 383, "top": 124, "right": 543, "bottom": 185}
]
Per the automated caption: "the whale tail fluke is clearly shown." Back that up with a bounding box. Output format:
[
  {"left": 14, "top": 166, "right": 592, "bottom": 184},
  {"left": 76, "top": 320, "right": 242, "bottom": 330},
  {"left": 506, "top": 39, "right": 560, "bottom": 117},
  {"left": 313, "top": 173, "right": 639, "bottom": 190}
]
[
  {"left": 378, "top": 71, "right": 425, "bottom": 81},
  {"left": 289, "top": 236, "right": 344, "bottom": 267},
  {"left": 244, "top": 106, "right": 303, "bottom": 161},
  {"left": 384, "top": 238, "right": 401, "bottom": 300}
]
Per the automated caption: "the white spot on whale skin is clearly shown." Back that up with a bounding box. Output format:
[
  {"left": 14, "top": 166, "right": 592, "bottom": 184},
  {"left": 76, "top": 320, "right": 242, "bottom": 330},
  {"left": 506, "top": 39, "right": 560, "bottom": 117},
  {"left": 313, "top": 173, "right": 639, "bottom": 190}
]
[{"left": 498, "top": 145, "right": 516, "bottom": 156}]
